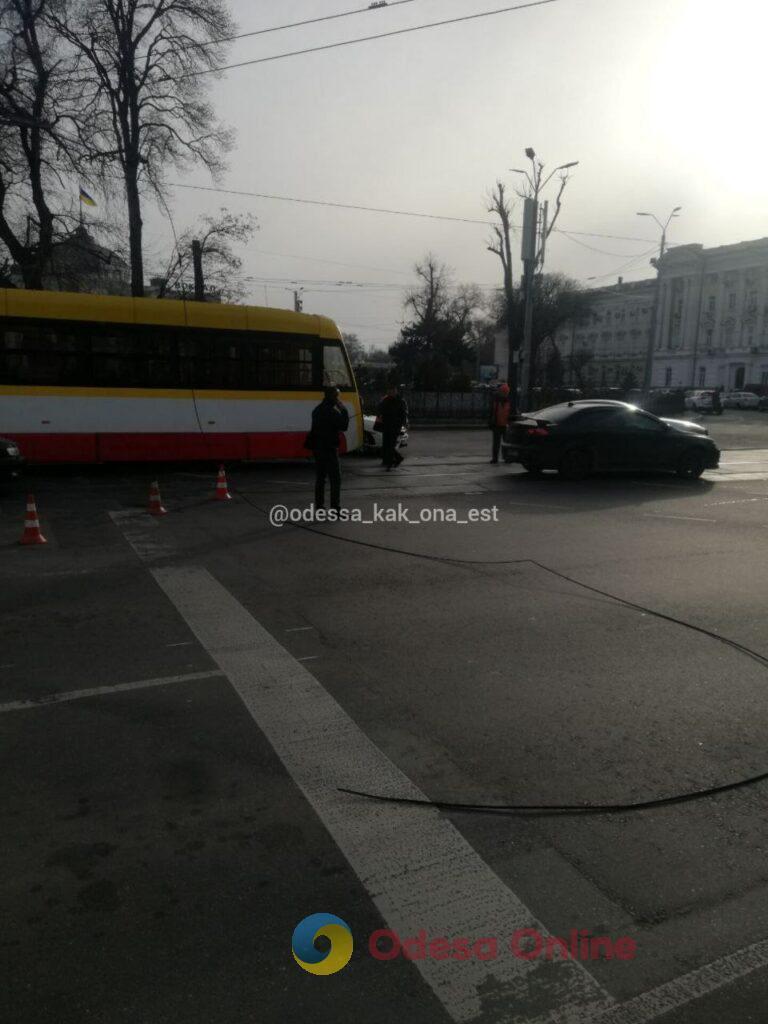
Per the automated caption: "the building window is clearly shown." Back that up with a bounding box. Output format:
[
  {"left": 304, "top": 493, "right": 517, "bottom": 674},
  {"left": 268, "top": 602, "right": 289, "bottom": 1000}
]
[
  {"left": 708, "top": 296, "right": 716, "bottom": 313},
  {"left": 761, "top": 371, "right": 768, "bottom": 387},
  {"left": 664, "top": 367, "right": 672, "bottom": 386},
  {"left": 706, "top": 329, "right": 714, "bottom": 348},
  {"left": 698, "top": 366, "right": 706, "bottom": 387},
  {"left": 729, "top": 293, "right": 737, "bottom": 310}
]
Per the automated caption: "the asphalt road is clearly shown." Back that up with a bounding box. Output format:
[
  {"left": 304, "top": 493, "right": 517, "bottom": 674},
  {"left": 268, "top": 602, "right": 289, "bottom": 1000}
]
[{"left": 5, "top": 424, "right": 768, "bottom": 1023}]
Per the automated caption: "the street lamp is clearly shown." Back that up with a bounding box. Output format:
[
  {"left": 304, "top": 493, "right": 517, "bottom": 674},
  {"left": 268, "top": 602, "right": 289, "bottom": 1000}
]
[
  {"left": 636, "top": 207, "right": 681, "bottom": 257},
  {"left": 637, "top": 206, "right": 682, "bottom": 404}
]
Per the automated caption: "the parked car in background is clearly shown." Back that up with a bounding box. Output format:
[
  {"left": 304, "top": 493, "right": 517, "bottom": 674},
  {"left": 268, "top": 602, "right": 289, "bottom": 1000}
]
[
  {"left": 723, "top": 391, "right": 760, "bottom": 409},
  {"left": 501, "top": 400, "right": 719, "bottom": 479},
  {"left": 684, "top": 390, "right": 715, "bottom": 412},
  {"left": 758, "top": 396, "right": 768, "bottom": 412},
  {"left": 0, "top": 436, "right": 24, "bottom": 484},
  {"left": 361, "top": 414, "right": 409, "bottom": 455}
]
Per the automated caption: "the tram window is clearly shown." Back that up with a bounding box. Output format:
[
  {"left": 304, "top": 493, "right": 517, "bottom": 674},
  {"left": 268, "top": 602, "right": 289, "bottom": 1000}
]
[
  {"left": 322, "top": 342, "right": 353, "bottom": 387},
  {"left": 1, "top": 323, "right": 66, "bottom": 383},
  {"left": 239, "top": 336, "right": 314, "bottom": 388},
  {"left": 178, "top": 333, "right": 243, "bottom": 388},
  {"left": 1, "top": 321, "right": 321, "bottom": 389}
]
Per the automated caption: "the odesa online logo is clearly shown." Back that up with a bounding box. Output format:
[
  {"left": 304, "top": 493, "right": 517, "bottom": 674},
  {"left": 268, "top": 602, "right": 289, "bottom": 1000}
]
[{"left": 292, "top": 914, "right": 354, "bottom": 976}]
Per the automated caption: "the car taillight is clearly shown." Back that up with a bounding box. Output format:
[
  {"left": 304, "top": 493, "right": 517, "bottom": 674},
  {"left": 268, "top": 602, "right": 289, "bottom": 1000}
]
[{"left": 526, "top": 427, "right": 549, "bottom": 437}]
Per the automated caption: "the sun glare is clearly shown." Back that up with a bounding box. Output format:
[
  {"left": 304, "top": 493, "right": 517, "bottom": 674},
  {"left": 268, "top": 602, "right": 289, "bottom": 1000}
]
[{"left": 653, "top": 0, "right": 768, "bottom": 197}]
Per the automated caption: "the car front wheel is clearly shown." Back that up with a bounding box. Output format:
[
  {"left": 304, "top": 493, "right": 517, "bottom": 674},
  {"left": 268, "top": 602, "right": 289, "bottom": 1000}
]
[{"left": 676, "top": 450, "right": 705, "bottom": 480}]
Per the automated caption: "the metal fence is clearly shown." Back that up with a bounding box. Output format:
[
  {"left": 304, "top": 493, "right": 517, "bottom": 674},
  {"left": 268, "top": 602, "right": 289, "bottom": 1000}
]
[{"left": 360, "top": 390, "right": 489, "bottom": 423}]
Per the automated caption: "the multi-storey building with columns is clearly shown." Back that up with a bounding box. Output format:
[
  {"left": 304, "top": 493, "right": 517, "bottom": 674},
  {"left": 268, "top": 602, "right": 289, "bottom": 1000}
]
[
  {"left": 651, "top": 237, "right": 768, "bottom": 392},
  {"left": 554, "top": 236, "right": 768, "bottom": 392},
  {"left": 556, "top": 277, "right": 656, "bottom": 388}
]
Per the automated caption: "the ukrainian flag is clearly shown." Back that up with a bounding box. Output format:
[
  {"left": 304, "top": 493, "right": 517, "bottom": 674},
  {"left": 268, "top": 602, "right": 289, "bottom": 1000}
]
[{"left": 79, "top": 186, "right": 96, "bottom": 207}]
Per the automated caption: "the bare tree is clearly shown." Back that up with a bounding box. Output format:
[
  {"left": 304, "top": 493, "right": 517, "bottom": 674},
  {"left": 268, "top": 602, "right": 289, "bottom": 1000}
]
[
  {"left": 52, "top": 0, "right": 235, "bottom": 297},
  {"left": 487, "top": 181, "right": 514, "bottom": 300},
  {"left": 0, "top": 0, "right": 94, "bottom": 287},
  {"left": 486, "top": 180, "right": 517, "bottom": 398},
  {"left": 155, "top": 207, "right": 257, "bottom": 302},
  {"left": 511, "top": 148, "right": 577, "bottom": 264}
]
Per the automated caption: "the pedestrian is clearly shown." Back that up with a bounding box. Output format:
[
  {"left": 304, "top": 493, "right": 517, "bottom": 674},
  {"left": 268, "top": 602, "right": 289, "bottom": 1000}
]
[
  {"left": 307, "top": 386, "right": 350, "bottom": 512},
  {"left": 488, "top": 382, "right": 511, "bottom": 464},
  {"left": 377, "top": 385, "right": 409, "bottom": 470},
  {"left": 711, "top": 388, "right": 723, "bottom": 415}
]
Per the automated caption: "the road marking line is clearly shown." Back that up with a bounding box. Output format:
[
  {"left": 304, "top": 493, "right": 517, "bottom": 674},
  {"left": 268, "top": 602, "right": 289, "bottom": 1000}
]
[
  {"left": 0, "top": 670, "right": 224, "bottom": 714},
  {"left": 285, "top": 626, "right": 315, "bottom": 633},
  {"left": 706, "top": 496, "right": 768, "bottom": 506},
  {"left": 109, "top": 510, "right": 175, "bottom": 562},
  {"left": 537, "top": 935, "right": 768, "bottom": 1024},
  {"left": 167, "top": 641, "right": 195, "bottom": 647},
  {"left": 641, "top": 513, "right": 717, "bottom": 523},
  {"left": 297, "top": 655, "right": 320, "bottom": 662},
  {"left": 151, "top": 565, "right": 612, "bottom": 1024}
]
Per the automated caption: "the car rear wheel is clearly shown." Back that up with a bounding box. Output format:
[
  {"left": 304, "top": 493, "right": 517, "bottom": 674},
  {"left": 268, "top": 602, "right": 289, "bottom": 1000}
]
[
  {"left": 521, "top": 461, "right": 543, "bottom": 475},
  {"left": 676, "top": 450, "right": 705, "bottom": 480},
  {"left": 558, "top": 448, "right": 591, "bottom": 480}
]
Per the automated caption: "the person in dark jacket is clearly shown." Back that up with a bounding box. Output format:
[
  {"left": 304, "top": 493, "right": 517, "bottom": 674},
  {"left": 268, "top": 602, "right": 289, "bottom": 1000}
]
[
  {"left": 309, "top": 386, "right": 350, "bottom": 511},
  {"left": 488, "top": 382, "right": 511, "bottom": 463},
  {"left": 378, "top": 386, "right": 409, "bottom": 470},
  {"left": 711, "top": 388, "right": 723, "bottom": 415}
]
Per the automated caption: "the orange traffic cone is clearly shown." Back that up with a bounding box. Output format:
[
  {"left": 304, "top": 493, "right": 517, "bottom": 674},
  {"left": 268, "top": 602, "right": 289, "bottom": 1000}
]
[
  {"left": 148, "top": 480, "right": 167, "bottom": 517},
  {"left": 19, "top": 494, "right": 47, "bottom": 546},
  {"left": 214, "top": 465, "right": 232, "bottom": 502}
]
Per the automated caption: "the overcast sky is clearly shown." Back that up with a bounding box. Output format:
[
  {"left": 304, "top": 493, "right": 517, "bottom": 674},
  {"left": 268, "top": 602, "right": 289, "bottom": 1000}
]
[{"left": 142, "top": 0, "right": 767, "bottom": 350}]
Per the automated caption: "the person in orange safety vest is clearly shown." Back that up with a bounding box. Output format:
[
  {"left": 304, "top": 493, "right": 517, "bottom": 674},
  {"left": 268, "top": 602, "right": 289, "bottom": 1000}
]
[{"left": 488, "top": 382, "right": 511, "bottom": 464}]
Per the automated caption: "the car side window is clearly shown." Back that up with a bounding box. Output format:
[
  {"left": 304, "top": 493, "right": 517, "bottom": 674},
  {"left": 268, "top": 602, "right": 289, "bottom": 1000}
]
[
  {"left": 569, "top": 408, "right": 622, "bottom": 430},
  {"left": 624, "top": 411, "right": 666, "bottom": 432}
]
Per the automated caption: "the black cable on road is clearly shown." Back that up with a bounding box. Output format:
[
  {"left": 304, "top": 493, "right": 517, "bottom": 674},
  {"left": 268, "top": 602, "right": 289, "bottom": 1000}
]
[
  {"left": 231, "top": 483, "right": 768, "bottom": 815},
  {"left": 338, "top": 763, "right": 768, "bottom": 816}
]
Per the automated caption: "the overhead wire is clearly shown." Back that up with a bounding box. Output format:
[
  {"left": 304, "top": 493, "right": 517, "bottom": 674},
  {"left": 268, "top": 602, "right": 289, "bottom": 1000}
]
[
  {"left": 189, "top": 0, "right": 427, "bottom": 50},
  {"left": 181, "top": 0, "right": 564, "bottom": 79},
  {"left": 167, "top": 182, "right": 664, "bottom": 245}
]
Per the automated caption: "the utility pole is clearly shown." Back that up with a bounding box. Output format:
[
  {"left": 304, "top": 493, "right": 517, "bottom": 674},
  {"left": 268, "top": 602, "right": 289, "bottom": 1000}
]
[
  {"left": 518, "top": 198, "right": 538, "bottom": 408},
  {"left": 192, "top": 239, "right": 205, "bottom": 302},
  {"left": 293, "top": 288, "right": 304, "bottom": 313},
  {"left": 637, "top": 207, "right": 681, "bottom": 406},
  {"left": 511, "top": 148, "right": 579, "bottom": 410}
]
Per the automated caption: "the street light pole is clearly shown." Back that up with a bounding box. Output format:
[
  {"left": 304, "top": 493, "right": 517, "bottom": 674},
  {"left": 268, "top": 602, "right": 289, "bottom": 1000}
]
[
  {"left": 511, "top": 150, "right": 579, "bottom": 410},
  {"left": 637, "top": 207, "right": 681, "bottom": 406}
]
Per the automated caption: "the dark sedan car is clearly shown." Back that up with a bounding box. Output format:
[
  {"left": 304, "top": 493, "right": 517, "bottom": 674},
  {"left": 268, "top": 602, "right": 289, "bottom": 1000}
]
[
  {"left": 501, "top": 400, "right": 720, "bottom": 479},
  {"left": 0, "top": 436, "right": 24, "bottom": 483}
]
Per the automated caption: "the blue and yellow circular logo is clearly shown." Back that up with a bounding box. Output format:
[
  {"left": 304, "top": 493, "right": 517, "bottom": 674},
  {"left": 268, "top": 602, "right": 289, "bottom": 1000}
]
[{"left": 292, "top": 913, "right": 353, "bottom": 975}]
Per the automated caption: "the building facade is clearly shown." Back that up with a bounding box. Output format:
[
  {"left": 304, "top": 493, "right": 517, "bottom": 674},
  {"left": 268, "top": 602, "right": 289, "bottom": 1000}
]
[
  {"left": 11, "top": 226, "right": 131, "bottom": 295},
  {"left": 557, "top": 277, "right": 656, "bottom": 389},
  {"left": 651, "top": 237, "right": 768, "bottom": 391}
]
